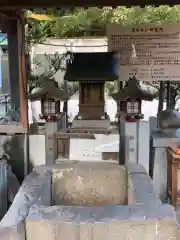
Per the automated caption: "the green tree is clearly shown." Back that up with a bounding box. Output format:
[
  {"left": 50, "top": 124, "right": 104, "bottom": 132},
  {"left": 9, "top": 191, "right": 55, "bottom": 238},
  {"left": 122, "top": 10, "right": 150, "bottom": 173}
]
[{"left": 29, "top": 6, "right": 180, "bottom": 38}]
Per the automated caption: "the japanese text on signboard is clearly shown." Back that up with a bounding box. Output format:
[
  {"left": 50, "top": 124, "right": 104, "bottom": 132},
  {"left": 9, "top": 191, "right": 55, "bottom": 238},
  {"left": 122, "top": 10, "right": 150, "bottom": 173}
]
[{"left": 107, "top": 24, "right": 180, "bottom": 81}]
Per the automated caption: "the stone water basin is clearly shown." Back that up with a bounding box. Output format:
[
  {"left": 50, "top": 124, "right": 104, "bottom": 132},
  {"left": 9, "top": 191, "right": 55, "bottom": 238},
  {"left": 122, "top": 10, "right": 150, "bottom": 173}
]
[{"left": 0, "top": 160, "right": 179, "bottom": 240}]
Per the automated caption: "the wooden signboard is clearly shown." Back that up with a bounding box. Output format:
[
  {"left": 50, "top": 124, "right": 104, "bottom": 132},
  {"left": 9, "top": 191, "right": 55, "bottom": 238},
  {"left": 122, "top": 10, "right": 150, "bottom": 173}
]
[{"left": 107, "top": 24, "right": 180, "bottom": 81}]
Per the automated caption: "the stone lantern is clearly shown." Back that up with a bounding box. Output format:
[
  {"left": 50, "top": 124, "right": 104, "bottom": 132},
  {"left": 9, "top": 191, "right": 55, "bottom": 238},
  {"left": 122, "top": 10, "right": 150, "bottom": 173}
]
[
  {"left": 29, "top": 82, "right": 67, "bottom": 122},
  {"left": 28, "top": 82, "right": 67, "bottom": 165},
  {"left": 159, "top": 109, "right": 180, "bottom": 134},
  {"left": 111, "top": 76, "right": 156, "bottom": 172},
  {"left": 112, "top": 76, "right": 155, "bottom": 122}
]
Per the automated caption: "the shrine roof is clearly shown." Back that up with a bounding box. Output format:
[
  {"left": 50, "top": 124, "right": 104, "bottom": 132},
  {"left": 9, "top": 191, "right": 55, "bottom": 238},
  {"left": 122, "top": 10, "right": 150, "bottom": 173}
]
[{"left": 64, "top": 52, "right": 118, "bottom": 81}]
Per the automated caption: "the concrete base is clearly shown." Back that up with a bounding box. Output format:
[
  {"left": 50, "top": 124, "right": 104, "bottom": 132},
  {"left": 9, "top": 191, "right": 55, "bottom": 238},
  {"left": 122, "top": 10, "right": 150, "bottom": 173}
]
[{"left": 71, "top": 119, "right": 110, "bottom": 129}]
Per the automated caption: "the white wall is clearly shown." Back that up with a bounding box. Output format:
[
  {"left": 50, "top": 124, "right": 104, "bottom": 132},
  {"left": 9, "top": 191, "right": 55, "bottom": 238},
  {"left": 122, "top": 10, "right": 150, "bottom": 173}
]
[
  {"left": 69, "top": 134, "right": 119, "bottom": 160},
  {"left": 31, "top": 38, "right": 107, "bottom": 55}
]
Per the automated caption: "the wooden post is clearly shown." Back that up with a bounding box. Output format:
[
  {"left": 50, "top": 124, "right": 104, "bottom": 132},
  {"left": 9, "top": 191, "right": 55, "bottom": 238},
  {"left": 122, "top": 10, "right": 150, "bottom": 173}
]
[
  {"left": 167, "top": 147, "right": 180, "bottom": 208},
  {"left": 17, "top": 15, "right": 28, "bottom": 131}
]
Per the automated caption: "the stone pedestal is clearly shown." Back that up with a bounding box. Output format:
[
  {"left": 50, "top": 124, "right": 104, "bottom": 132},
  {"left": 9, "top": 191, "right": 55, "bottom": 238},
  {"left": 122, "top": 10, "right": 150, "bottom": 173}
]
[
  {"left": 120, "top": 119, "right": 150, "bottom": 174},
  {"left": 71, "top": 119, "right": 110, "bottom": 129},
  {"left": 45, "top": 122, "right": 58, "bottom": 165}
]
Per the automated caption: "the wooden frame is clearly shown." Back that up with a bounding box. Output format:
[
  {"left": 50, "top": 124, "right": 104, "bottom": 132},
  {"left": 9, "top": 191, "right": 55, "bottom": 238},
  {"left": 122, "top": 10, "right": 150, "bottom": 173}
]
[
  {"left": 0, "top": 1, "right": 178, "bottom": 10},
  {"left": 0, "top": 125, "right": 27, "bottom": 135},
  {"left": 54, "top": 132, "right": 95, "bottom": 160},
  {"left": 167, "top": 147, "right": 180, "bottom": 208}
]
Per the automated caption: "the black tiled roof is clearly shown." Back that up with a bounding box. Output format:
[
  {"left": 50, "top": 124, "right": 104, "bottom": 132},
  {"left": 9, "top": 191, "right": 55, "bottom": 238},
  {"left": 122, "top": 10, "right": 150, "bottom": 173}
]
[
  {"left": 28, "top": 82, "right": 67, "bottom": 101},
  {"left": 111, "top": 77, "right": 157, "bottom": 101},
  {"left": 64, "top": 52, "right": 118, "bottom": 81}
]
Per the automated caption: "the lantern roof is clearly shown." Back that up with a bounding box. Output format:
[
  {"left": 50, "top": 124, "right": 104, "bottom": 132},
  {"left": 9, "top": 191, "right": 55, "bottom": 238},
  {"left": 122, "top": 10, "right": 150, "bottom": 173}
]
[
  {"left": 64, "top": 52, "right": 118, "bottom": 82},
  {"left": 111, "top": 76, "right": 157, "bottom": 101},
  {"left": 28, "top": 81, "right": 67, "bottom": 101}
]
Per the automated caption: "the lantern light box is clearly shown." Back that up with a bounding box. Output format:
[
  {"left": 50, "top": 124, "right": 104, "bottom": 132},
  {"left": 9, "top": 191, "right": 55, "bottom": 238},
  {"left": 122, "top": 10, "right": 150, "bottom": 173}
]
[
  {"left": 28, "top": 82, "right": 67, "bottom": 122},
  {"left": 41, "top": 98, "right": 61, "bottom": 121}
]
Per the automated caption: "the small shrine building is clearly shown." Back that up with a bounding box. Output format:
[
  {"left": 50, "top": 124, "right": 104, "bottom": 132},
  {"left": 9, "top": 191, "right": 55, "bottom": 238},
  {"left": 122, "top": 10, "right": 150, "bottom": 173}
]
[{"left": 64, "top": 52, "right": 118, "bottom": 129}]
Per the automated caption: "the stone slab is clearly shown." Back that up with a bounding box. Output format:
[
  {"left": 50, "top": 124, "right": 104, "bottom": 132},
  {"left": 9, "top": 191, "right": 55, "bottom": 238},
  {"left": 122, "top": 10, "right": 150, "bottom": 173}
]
[
  {"left": 0, "top": 169, "right": 52, "bottom": 240},
  {"left": 52, "top": 163, "right": 127, "bottom": 205},
  {"left": 71, "top": 119, "right": 110, "bottom": 129},
  {"left": 26, "top": 204, "right": 178, "bottom": 240}
]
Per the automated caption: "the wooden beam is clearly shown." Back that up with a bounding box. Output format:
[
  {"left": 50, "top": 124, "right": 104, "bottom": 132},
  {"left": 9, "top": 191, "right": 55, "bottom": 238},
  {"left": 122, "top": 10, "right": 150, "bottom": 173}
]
[
  {"left": 0, "top": 10, "right": 22, "bottom": 18},
  {"left": 0, "top": 124, "right": 27, "bottom": 135},
  {"left": 0, "top": 0, "right": 179, "bottom": 8}
]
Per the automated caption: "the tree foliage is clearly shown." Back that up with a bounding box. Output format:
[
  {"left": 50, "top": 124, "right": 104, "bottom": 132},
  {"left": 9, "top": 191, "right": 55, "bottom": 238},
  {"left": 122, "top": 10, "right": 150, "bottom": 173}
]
[{"left": 29, "top": 6, "right": 180, "bottom": 38}]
